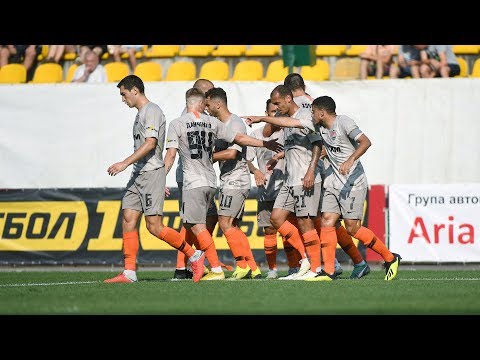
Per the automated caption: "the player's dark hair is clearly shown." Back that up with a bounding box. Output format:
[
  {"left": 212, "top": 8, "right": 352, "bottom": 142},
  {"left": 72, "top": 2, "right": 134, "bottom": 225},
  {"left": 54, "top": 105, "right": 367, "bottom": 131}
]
[
  {"left": 205, "top": 87, "right": 227, "bottom": 106},
  {"left": 271, "top": 84, "right": 293, "bottom": 99},
  {"left": 284, "top": 73, "right": 305, "bottom": 91},
  {"left": 312, "top": 96, "right": 336, "bottom": 114},
  {"left": 266, "top": 98, "right": 274, "bottom": 110},
  {"left": 117, "top": 75, "right": 145, "bottom": 94}
]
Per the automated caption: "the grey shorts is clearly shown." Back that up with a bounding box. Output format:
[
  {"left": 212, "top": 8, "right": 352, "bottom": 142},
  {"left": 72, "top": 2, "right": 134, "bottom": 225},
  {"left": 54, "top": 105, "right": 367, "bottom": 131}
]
[
  {"left": 321, "top": 187, "right": 367, "bottom": 220},
  {"left": 182, "top": 186, "right": 217, "bottom": 224},
  {"left": 217, "top": 188, "right": 249, "bottom": 219},
  {"left": 179, "top": 182, "right": 217, "bottom": 220},
  {"left": 122, "top": 167, "right": 165, "bottom": 216},
  {"left": 257, "top": 201, "right": 275, "bottom": 228},
  {"left": 273, "top": 183, "right": 321, "bottom": 217}
]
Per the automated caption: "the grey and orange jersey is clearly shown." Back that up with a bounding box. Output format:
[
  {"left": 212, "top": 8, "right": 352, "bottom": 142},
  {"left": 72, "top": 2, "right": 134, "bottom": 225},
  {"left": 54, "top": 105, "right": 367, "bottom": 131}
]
[
  {"left": 294, "top": 94, "right": 326, "bottom": 177},
  {"left": 318, "top": 114, "right": 368, "bottom": 190},
  {"left": 283, "top": 107, "right": 323, "bottom": 187},
  {"left": 176, "top": 106, "right": 210, "bottom": 183},
  {"left": 246, "top": 125, "right": 285, "bottom": 201},
  {"left": 215, "top": 114, "right": 251, "bottom": 190},
  {"left": 132, "top": 101, "right": 166, "bottom": 173},
  {"left": 166, "top": 111, "right": 236, "bottom": 190}
]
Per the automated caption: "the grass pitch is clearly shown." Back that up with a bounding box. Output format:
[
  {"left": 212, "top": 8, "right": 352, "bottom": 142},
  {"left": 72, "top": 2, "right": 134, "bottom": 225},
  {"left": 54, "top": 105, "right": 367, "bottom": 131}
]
[{"left": 1, "top": 269, "right": 479, "bottom": 315}]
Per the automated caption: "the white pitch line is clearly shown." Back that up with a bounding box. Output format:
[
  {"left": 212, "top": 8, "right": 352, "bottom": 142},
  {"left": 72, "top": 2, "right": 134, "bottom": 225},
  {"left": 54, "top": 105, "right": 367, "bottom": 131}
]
[
  {"left": 399, "top": 278, "right": 480, "bottom": 281},
  {"left": 0, "top": 281, "right": 99, "bottom": 287}
]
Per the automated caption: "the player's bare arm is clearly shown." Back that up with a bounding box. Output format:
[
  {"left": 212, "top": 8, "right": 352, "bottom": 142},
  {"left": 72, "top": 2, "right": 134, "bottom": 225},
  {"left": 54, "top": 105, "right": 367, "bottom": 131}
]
[
  {"left": 303, "top": 142, "right": 321, "bottom": 190},
  {"left": 243, "top": 115, "right": 302, "bottom": 129},
  {"left": 213, "top": 149, "right": 238, "bottom": 162},
  {"left": 266, "top": 151, "right": 284, "bottom": 173},
  {"left": 339, "top": 134, "right": 371, "bottom": 175},
  {"left": 107, "top": 137, "right": 157, "bottom": 176},
  {"left": 164, "top": 147, "right": 178, "bottom": 175},
  {"left": 233, "top": 133, "right": 283, "bottom": 152},
  {"left": 247, "top": 160, "right": 266, "bottom": 187}
]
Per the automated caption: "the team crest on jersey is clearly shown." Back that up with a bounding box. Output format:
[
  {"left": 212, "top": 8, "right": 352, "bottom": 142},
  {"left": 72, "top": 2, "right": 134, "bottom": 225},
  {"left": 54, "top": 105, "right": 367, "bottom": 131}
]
[{"left": 330, "top": 129, "right": 337, "bottom": 140}]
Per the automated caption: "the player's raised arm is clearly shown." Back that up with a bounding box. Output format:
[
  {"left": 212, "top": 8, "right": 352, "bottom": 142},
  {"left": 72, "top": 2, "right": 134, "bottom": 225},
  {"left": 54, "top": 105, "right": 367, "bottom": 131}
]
[
  {"left": 243, "top": 115, "right": 303, "bottom": 129},
  {"left": 233, "top": 132, "right": 283, "bottom": 152}
]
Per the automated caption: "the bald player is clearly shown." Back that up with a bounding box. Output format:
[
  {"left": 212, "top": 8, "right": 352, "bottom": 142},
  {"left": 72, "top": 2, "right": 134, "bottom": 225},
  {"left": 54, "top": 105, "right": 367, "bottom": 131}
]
[
  {"left": 284, "top": 73, "right": 370, "bottom": 279},
  {"left": 243, "top": 84, "right": 324, "bottom": 280}
]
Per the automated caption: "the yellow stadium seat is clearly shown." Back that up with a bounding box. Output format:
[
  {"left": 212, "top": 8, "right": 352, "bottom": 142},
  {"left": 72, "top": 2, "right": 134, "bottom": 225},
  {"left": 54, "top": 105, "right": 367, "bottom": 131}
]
[
  {"left": 345, "top": 45, "right": 368, "bottom": 56},
  {"left": 63, "top": 52, "right": 77, "bottom": 61},
  {"left": 104, "top": 62, "right": 130, "bottom": 82},
  {"left": 31, "top": 63, "right": 63, "bottom": 83},
  {"left": 65, "top": 63, "right": 78, "bottom": 82},
  {"left": 332, "top": 58, "right": 361, "bottom": 80},
  {"left": 0, "top": 63, "right": 27, "bottom": 84},
  {"left": 315, "top": 45, "right": 347, "bottom": 57},
  {"left": 37, "top": 45, "right": 49, "bottom": 61},
  {"left": 300, "top": 59, "right": 330, "bottom": 81},
  {"left": 231, "top": 60, "right": 264, "bottom": 81},
  {"left": 452, "top": 45, "right": 479, "bottom": 55},
  {"left": 456, "top": 57, "right": 468, "bottom": 77},
  {"left": 198, "top": 60, "right": 229, "bottom": 81},
  {"left": 134, "top": 61, "right": 162, "bottom": 81},
  {"left": 470, "top": 58, "right": 480, "bottom": 77},
  {"left": 165, "top": 61, "right": 196, "bottom": 81},
  {"left": 145, "top": 45, "right": 180, "bottom": 58},
  {"left": 245, "top": 45, "right": 280, "bottom": 57},
  {"left": 179, "top": 45, "right": 215, "bottom": 57},
  {"left": 211, "top": 45, "right": 247, "bottom": 57},
  {"left": 263, "top": 59, "right": 289, "bottom": 82}
]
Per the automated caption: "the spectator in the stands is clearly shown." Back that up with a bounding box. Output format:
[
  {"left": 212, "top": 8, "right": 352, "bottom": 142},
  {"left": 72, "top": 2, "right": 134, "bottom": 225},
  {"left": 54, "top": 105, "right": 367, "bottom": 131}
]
[
  {"left": 76, "top": 45, "right": 108, "bottom": 65},
  {"left": 389, "top": 45, "right": 421, "bottom": 79},
  {"left": 43, "top": 45, "right": 77, "bottom": 64},
  {"left": 359, "top": 45, "right": 396, "bottom": 79},
  {"left": 107, "top": 45, "right": 143, "bottom": 72},
  {"left": 0, "top": 45, "right": 42, "bottom": 81},
  {"left": 71, "top": 50, "right": 107, "bottom": 83},
  {"left": 418, "top": 45, "right": 460, "bottom": 78}
]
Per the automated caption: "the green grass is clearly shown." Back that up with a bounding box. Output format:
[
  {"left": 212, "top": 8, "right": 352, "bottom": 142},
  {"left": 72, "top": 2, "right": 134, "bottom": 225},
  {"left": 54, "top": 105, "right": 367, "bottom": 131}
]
[{"left": 1, "top": 269, "right": 479, "bottom": 315}]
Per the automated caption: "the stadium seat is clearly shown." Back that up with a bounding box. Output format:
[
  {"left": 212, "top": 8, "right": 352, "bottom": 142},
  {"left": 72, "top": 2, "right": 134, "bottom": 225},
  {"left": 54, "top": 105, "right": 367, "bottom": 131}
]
[
  {"left": 231, "top": 60, "right": 264, "bottom": 81},
  {"left": 470, "top": 58, "right": 480, "bottom": 77},
  {"left": 65, "top": 63, "right": 78, "bottom": 82},
  {"left": 245, "top": 45, "right": 280, "bottom": 57},
  {"left": 199, "top": 60, "right": 229, "bottom": 81},
  {"left": 63, "top": 52, "right": 77, "bottom": 61},
  {"left": 211, "top": 45, "right": 247, "bottom": 57},
  {"left": 263, "top": 59, "right": 289, "bottom": 82},
  {"left": 104, "top": 62, "right": 130, "bottom": 82},
  {"left": 456, "top": 57, "right": 468, "bottom": 77},
  {"left": 179, "top": 45, "right": 215, "bottom": 57},
  {"left": 36, "top": 45, "right": 49, "bottom": 62},
  {"left": 134, "top": 61, "right": 162, "bottom": 81},
  {"left": 31, "top": 63, "right": 63, "bottom": 83},
  {"left": 144, "top": 45, "right": 180, "bottom": 58},
  {"left": 0, "top": 63, "right": 27, "bottom": 84},
  {"left": 300, "top": 59, "right": 330, "bottom": 81},
  {"left": 345, "top": 45, "right": 368, "bottom": 56},
  {"left": 165, "top": 61, "right": 196, "bottom": 81},
  {"left": 452, "top": 45, "right": 479, "bottom": 55},
  {"left": 120, "top": 46, "right": 146, "bottom": 59},
  {"left": 315, "top": 45, "right": 347, "bottom": 57},
  {"left": 331, "top": 58, "right": 361, "bottom": 80}
]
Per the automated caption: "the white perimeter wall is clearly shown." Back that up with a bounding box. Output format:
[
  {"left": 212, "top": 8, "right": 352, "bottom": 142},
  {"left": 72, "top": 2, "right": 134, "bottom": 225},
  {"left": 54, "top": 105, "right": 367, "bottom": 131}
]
[{"left": 1, "top": 78, "right": 479, "bottom": 189}]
